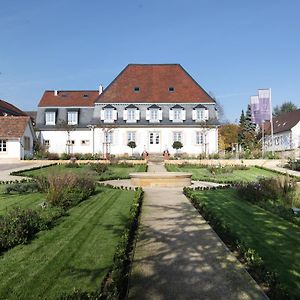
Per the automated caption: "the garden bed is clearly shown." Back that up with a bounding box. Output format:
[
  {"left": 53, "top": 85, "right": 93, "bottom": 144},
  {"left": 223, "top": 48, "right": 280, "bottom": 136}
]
[{"left": 184, "top": 187, "right": 300, "bottom": 299}]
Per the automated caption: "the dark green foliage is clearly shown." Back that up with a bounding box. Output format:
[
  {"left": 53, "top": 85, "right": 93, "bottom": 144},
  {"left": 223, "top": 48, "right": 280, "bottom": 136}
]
[
  {"left": 172, "top": 141, "right": 183, "bottom": 150},
  {"left": 207, "top": 164, "right": 249, "bottom": 175},
  {"left": 64, "top": 162, "right": 80, "bottom": 168},
  {"left": 89, "top": 163, "right": 109, "bottom": 174},
  {"left": 5, "top": 182, "right": 39, "bottom": 194},
  {"left": 127, "top": 141, "right": 136, "bottom": 149},
  {"left": 286, "top": 158, "right": 300, "bottom": 171},
  {"left": 273, "top": 101, "right": 298, "bottom": 117},
  {"left": 0, "top": 208, "right": 43, "bottom": 252},
  {"left": 236, "top": 175, "right": 298, "bottom": 206}
]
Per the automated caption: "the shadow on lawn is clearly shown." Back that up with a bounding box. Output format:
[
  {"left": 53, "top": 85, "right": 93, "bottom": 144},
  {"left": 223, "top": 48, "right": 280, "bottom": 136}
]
[{"left": 128, "top": 189, "right": 267, "bottom": 300}]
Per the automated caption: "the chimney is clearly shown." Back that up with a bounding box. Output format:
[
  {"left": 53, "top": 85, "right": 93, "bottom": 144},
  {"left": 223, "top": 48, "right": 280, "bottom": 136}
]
[
  {"left": 54, "top": 90, "right": 58, "bottom": 96},
  {"left": 99, "top": 85, "right": 104, "bottom": 95}
]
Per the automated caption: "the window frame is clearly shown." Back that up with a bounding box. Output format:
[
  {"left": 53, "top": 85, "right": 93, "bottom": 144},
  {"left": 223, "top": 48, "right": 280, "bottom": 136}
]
[
  {"left": 0, "top": 139, "right": 7, "bottom": 152},
  {"left": 45, "top": 111, "right": 56, "bottom": 125},
  {"left": 67, "top": 111, "right": 78, "bottom": 125},
  {"left": 196, "top": 132, "right": 204, "bottom": 145}
]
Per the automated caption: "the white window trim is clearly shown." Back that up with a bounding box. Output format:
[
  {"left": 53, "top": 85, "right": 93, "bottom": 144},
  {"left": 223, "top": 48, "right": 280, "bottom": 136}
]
[
  {"left": 0, "top": 139, "right": 7, "bottom": 152},
  {"left": 45, "top": 111, "right": 56, "bottom": 125},
  {"left": 67, "top": 111, "right": 78, "bottom": 125}
]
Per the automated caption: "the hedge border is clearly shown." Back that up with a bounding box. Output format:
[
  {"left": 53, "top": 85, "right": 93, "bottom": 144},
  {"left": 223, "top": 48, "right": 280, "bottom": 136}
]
[{"left": 184, "top": 186, "right": 290, "bottom": 299}]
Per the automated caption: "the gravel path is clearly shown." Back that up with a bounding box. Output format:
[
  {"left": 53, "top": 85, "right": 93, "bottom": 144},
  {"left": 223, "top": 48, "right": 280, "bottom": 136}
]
[{"left": 127, "top": 163, "right": 267, "bottom": 300}]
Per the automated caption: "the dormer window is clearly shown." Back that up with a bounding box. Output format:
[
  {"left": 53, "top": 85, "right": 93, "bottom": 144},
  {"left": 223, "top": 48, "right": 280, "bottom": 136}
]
[
  {"left": 45, "top": 110, "right": 56, "bottom": 125},
  {"left": 192, "top": 104, "right": 209, "bottom": 122},
  {"left": 67, "top": 110, "right": 78, "bottom": 125},
  {"left": 146, "top": 105, "right": 162, "bottom": 123},
  {"left": 83, "top": 94, "right": 89, "bottom": 98},
  {"left": 101, "top": 105, "right": 117, "bottom": 123},
  {"left": 133, "top": 87, "right": 140, "bottom": 92},
  {"left": 169, "top": 105, "right": 186, "bottom": 123},
  {"left": 169, "top": 87, "right": 175, "bottom": 92},
  {"left": 123, "top": 104, "right": 140, "bottom": 123}
]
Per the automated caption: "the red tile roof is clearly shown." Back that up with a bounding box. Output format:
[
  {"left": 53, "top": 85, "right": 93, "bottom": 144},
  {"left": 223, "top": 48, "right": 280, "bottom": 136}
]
[
  {"left": 0, "top": 116, "right": 31, "bottom": 138},
  {"left": 38, "top": 91, "right": 99, "bottom": 107},
  {"left": 96, "top": 64, "right": 215, "bottom": 104},
  {"left": 264, "top": 109, "right": 300, "bottom": 134},
  {"left": 0, "top": 99, "right": 27, "bottom": 116}
]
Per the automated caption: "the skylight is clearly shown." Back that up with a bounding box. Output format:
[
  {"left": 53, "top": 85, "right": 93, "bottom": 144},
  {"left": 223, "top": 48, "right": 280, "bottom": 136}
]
[
  {"left": 133, "top": 87, "right": 140, "bottom": 92},
  {"left": 169, "top": 87, "right": 175, "bottom": 92}
]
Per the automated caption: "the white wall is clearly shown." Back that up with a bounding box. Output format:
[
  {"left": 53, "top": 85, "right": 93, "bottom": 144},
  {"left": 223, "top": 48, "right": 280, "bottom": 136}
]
[
  {"left": 40, "top": 127, "right": 218, "bottom": 156},
  {"left": 21, "top": 123, "right": 35, "bottom": 159},
  {"left": 0, "top": 139, "right": 21, "bottom": 159}
]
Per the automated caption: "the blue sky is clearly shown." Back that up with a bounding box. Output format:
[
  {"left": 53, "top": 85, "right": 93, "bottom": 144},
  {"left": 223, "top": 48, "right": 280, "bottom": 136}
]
[{"left": 0, "top": 0, "right": 299, "bottom": 122}]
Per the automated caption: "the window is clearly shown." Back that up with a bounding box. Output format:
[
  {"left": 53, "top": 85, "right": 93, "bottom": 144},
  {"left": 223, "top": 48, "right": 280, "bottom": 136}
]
[
  {"left": 173, "top": 109, "right": 182, "bottom": 121},
  {"left": 105, "top": 131, "right": 113, "bottom": 144},
  {"left": 133, "top": 87, "right": 140, "bottom": 92},
  {"left": 173, "top": 132, "right": 182, "bottom": 142},
  {"left": 67, "top": 140, "right": 75, "bottom": 145},
  {"left": 81, "top": 140, "right": 90, "bottom": 145},
  {"left": 83, "top": 94, "right": 89, "bottom": 98},
  {"left": 104, "top": 109, "right": 113, "bottom": 121},
  {"left": 67, "top": 111, "right": 78, "bottom": 125},
  {"left": 149, "top": 132, "right": 159, "bottom": 145},
  {"left": 24, "top": 136, "right": 30, "bottom": 151},
  {"left": 196, "top": 109, "right": 204, "bottom": 121},
  {"left": 45, "top": 112, "right": 56, "bottom": 125},
  {"left": 44, "top": 140, "right": 50, "bottom": 147},
  {"left": 169, "top": 87, "right": 175, "bottom": 92},
  {"left": 127, "top": 109, "right": 135, "bottom": 122},
  {"left": 127, "top": 131, "right": 136, "bottom": 143},
  {"left": 196, "top": 132, "right": 204, "bottom": 145},
  {"left": 0, "top": 140, "right": 7, "bottom": 152},
  {"left": 150, "top": 109, "right": 158, "bottom": 121}
]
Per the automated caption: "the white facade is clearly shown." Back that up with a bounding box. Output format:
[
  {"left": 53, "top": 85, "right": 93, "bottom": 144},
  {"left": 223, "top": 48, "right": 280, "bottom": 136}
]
[
  {"left": 41, "top": 126, "right": 218, "bottom": 156},
  {"left": 264, "top": 121, "right": 300, "bottom": 152},
  {"left": 0, "top": 122, "right": 35, "bottom": 160}
]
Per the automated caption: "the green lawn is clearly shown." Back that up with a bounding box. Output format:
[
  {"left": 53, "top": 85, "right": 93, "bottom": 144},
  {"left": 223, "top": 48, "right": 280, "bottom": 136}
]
[
  {"left": 19, "top": 163, "right": 147, "bottom": 181},
  {"left": 189, "top": 188, "right": 300, "bottom": 298},
  {"left": 166, "top": 165, "right": 277, "bottom": 183},
  {"left": 0, "top": 191, "right": 45, "bottom": 216},
  {"left": 0, "top": 186, "right": 135, "bottom": 299}
]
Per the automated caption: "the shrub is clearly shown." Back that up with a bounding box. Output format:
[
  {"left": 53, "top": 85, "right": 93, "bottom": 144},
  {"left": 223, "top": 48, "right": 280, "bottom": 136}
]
[
  {"left": 90, "top": 163, "right": 108, "bottom": 174},
  {"left": 286, "top": 158, "right": 300, "bottom": 171},
  {"left": 5, "top": 182, "right": 39, "bottom": 194},
  {"left": 46, "top": 152, "right": 60, "bottom": 160},
  {"left": 65, "top": 162, "right": 80, "bottom": 168},
  {"left": 60, "top": 153, "right": 71, "bottom": 160},
  {"left": 0, "top": 208, "right": 44, "bottom": 252},
  {"left": 46, "top": 174, "right": 96, "bottom": 209}
]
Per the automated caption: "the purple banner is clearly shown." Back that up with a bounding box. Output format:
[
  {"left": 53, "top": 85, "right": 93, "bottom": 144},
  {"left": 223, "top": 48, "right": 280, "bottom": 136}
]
[
  {"left": 250, "top": 89, "right": 271, "bottom": 125},
  {"left": 250, "top": 95, "right": 260, "bottom": 124}
]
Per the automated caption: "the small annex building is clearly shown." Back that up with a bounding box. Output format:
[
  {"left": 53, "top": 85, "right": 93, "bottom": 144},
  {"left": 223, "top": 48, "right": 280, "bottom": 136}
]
[
  {"left": 0, "top": 116, "right": 36, "bottom": 160},
  {"left": 264, "top": 109, "right": 300, "bottom": 155}
]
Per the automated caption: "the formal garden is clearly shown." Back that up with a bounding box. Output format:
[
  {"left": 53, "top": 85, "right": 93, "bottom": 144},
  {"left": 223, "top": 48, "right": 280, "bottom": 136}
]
[
  {"left": 183, "top": 173, "right": 300, "bottom": 299},
  {"left": 0, "top": 165, "right": 144, "bottom": 299}
]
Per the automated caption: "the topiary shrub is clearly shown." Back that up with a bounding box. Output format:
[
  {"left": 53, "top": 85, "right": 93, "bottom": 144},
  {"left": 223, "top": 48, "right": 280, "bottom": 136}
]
[{"left": 90, "top": 163, "right": 108, "bottom": 174}]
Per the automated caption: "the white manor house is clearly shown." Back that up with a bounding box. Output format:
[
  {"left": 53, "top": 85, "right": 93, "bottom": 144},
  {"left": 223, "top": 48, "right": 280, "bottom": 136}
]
[{"left": 36, "top": 64, "right": 219, "bottom": 156}]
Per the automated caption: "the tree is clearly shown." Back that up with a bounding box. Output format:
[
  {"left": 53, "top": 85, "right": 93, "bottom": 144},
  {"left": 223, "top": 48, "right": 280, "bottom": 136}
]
[
  {"left": 273, "top": 101, "right": 298, "bottom": 117},
  {"left": 127, "top": 141, "right": 136, "bottom": 156},
  {"left": 172, "top": 141, "right": 183, "bottom": 156},
  {"left": 208, "top": 91, "right": 226, "bottom": 123},
  {"left": 238, "top": 105, "right": 258, "bottom": 150},
  {"left": 218, "top": 124, "right": 240, "bottom": 151}
]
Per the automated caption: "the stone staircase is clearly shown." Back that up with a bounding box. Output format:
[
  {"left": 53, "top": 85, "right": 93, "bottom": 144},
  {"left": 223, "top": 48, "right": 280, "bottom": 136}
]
[{"left": 147, "top": 153, "right": 164, "bottom": 163}]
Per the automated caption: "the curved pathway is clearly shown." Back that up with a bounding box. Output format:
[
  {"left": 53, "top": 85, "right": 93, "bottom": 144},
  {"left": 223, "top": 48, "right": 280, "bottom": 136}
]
[{"left": 104, "top": 162, "right": 267, "bottom": 299}]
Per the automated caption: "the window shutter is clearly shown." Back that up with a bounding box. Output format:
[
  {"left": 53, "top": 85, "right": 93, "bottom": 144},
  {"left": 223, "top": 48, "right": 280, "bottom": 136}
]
[
  {"left": 123, "top": 110, "right": 128, "bottom": 121},
  {"left": 112, "top": 110, "right": 117, "bottom": 121},
  {"left": 146, "top": 110, "right": 150, "bottom": 120},
  {"left": 158, "top": 110, "right": 163, "bottom": 120},
  {"left": 182, "top": 110, "right": 186, "bottom": 121},
  {"left": 169, "top": 110, "right": 174, "bottom": 121},
  {"left": 192, "top": 110, "right": 197, "bottom": 120},
  {"left": 100, "top": 110, "right": 105, "bottom": 120},
  {"left": 135, "top": 109, "right": 140, "bottom": 120},
  {"left": 204, "top": 109, "right": 209, "bottom": 120}
]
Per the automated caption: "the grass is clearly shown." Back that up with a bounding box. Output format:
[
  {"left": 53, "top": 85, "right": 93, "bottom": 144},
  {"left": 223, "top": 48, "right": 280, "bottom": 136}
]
[
  {"left": 19, "top": 163, "right": 147, "bottom": 181},
  {"left": 166, "top": 165, "right": 278, "bottom": 183},
  {"left": 0, "top": 186, "right": 135, "bottom": 299},
  {"left": 0, "top": 191, "right": 45, "bottom": 216},
  {"left": 189, "top": 188, "right": 300, "bottom": 298}
]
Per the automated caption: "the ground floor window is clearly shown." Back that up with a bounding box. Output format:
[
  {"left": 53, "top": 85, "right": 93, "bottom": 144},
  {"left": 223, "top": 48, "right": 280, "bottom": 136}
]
[
  {"left": 105, "top": 132, "right": 113, "bottom": 144},
  {"left": 67, "top": 140, "right": 75, "bottom": 145},
  {"left": 173, "top": 131, "right": 182, "bottom": 142},
  {"left": 127, "top": 131, "right": 136, "bottom": 143},
  {"left": 81, "top": 140, "right": 90, "bottom": 145},
  {"left": 0, "top": 140, "right": 7, "bottom": 152},
  {"left": 196, "top": 132, "right": 204, "bottom": 145}
]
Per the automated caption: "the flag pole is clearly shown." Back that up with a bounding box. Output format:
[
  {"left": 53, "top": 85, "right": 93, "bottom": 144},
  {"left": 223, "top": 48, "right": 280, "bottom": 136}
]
[
  {"left": 262, "top": 120, "right": 265, "bottom": 156},
  {"left": 269, "top": 88, "right": 274, "bottom": 155}
]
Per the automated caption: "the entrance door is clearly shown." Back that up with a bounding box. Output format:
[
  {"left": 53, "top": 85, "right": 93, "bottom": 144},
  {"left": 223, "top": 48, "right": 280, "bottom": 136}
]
[{"left": 149, "top": 131, "right": 161, "bottom": 153}]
